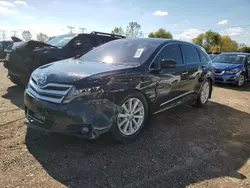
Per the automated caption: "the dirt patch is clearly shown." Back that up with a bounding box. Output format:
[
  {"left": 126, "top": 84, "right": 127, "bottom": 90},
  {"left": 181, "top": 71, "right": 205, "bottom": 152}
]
[{"left": 0, "top": 63, "right": 250, "bottom": 188}]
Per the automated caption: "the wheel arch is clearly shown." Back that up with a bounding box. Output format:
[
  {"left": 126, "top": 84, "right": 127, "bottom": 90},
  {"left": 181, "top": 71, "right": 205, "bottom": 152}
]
[{"left": 112, "top": 88, "right": 153, "bottom": 114}]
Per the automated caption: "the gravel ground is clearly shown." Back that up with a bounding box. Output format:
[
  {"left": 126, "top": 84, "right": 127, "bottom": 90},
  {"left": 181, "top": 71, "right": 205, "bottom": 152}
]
[{"left": 0, "top": 63, "right": 250, "bottom": 188}]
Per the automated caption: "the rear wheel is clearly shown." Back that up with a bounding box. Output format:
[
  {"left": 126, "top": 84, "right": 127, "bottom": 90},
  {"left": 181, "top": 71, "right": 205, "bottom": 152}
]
[
  {"left": 195, "top": 80, "right": 211, "bottom": 108},
  {"left": 110, "top": 91, "right": 148, "bottom": 143}
]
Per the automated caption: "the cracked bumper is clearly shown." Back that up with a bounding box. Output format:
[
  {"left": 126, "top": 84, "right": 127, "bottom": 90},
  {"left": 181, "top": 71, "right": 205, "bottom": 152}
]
[{"left": 24, "top": 90, "right": 122, "bottom": 139}]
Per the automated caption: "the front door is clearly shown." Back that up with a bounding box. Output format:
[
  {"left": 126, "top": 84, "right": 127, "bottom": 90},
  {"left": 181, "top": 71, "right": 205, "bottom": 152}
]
[{"left": 151, "top": 43, "right": 190, "bottom": 111}]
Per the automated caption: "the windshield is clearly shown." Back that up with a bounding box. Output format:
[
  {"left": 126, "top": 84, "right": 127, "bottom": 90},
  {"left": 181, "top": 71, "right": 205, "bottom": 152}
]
[
  {"left": 80, "top": 39, "right": 161, "bottom": 64},
  {"left": 213, "top": 54, "right": 245, "bottom": 64},
  {"left": 46, "top": 34, "right": 76, "bottom": 48}
]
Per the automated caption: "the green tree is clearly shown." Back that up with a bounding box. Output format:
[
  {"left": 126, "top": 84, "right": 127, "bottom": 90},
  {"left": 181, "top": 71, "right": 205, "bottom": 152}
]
[
  {"left": 220, "top": 36, "right": 238, "bottom": 52},
  {"left": 36, "top": 33, "right": 49, "bottom": 42},
  {"left": 192, "top": 34, "right": 204, "bottom": 47},
  {"left": 22, "top": 30, "right": 32, "bottom": 41},
  {"left": 238, "top": 46, "right": 250, "bottom": 53},
  {"left": 125, "top": 21, "right": 143, "bottom": 38},
  {"left": 111, "top": 27, "right": 125, "bottom": 36},
  {"left": 148, "top": 28, "right": 173, "bottom": 39},
  {"left": 192, "top": 30, "right": 222, "bottom": 53}
]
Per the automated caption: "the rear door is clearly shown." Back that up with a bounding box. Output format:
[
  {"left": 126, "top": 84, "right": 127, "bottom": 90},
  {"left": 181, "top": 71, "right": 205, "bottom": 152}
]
[
  {"left": 152, "top": 43, "right": 190, "bottom": 110},
  {"left": 180, "top": 44, "right": 206, "bottom": 92}
]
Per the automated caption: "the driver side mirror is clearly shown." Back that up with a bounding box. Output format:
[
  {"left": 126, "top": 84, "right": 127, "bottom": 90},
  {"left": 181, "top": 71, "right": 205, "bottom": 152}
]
[
  {"left": 73, "top": 41, "right": 84, "bottom": 49},
  {"left": 161, "top": 59, "right": 177, "bottom": 69}
]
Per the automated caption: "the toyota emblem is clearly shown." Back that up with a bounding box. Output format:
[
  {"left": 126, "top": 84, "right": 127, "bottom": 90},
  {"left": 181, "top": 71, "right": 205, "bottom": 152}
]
[{"left": 38, "top": 76, "right": 47, "bottom": 86}]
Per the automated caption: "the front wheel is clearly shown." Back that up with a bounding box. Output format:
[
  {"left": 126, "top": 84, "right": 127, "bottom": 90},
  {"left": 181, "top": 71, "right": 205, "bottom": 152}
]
[
  {"left": 237, "top": 74, "right": 245, "bottom": 87},
  {"left": 195, "top": 80, "right": 211, "bottom": 108},
  {"left": 8, "top": 74, "right": 24, "bottom": 86},
  {"left": 110, "top": 91, "right": 148, "bottom": 143}
]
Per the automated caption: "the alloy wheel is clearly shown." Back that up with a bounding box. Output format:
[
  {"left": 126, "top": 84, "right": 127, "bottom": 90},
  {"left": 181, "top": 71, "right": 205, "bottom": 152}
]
[
  {"left": 117, "top": 98, "right": 145, "bottom": 136},
  {"left": 238, "top": 75, "right": 245, "bottom": 86},
  {"left": 200, "top": 82, "right": 210, "bottom": 104}
]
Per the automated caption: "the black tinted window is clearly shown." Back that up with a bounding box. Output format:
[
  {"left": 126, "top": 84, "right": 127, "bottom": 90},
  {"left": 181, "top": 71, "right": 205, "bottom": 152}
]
[
  {"left": 95, "top": 36, "right": 114, "bottom": 47},
  {"left": 198, "top": 47, "right": 210, "bottom": 62},
  {"left": 74, "top": 36, "right": 94, "bottom": 51},
  {"left": 157, "top": 44, "right": 183, "bottom": 65},
  {"left": 182, "top": 44, "right": 200, "bottom": 64}
]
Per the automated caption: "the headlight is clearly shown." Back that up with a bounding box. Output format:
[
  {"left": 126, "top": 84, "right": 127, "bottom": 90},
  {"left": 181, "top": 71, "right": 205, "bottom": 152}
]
[
  {"left": 63, "top": 86, "right": 102, "bottom": 103},
  {"left": 225, "top": 69, "right": 240, "bottom": 74}
]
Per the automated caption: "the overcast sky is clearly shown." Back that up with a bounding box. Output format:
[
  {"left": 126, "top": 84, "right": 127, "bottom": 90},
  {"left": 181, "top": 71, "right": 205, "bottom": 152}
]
[{"left": 0, "top": 0, "right": 250, "bottom": 45}]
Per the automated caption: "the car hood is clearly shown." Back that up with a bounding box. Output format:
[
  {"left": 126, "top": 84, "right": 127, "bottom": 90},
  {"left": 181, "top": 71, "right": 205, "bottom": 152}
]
[
  {"left": 212, "top": 62, "right": 243, "bottom": 70},
  {"left": 6, "top": 40, "right": 56, "bottom": 52},
  {"left": 32, "top": 58, "right": 137, "bottom": 85}
]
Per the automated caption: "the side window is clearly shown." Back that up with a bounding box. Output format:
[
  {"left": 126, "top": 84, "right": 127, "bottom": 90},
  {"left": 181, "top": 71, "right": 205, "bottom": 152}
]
[
  {"left": 157, "top": 44, "right": 183, "bottom": 65},
  {"left": 95, "top": 36, "right": 114, "bottom": 47},
  {"left": 74, "top": 36, "right": 94, "bottom": 51},
  {"left": 181, "top": 44, "right": 201, "bottom": 64},
  {"left": 198, "top": 47, "right": 210, "bottom": 62}
]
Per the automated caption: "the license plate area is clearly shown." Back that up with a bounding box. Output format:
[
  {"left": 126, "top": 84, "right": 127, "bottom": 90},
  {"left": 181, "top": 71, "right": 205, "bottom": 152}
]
[{"left": 27, "top": 109, "right": 46, "bottom": 123}]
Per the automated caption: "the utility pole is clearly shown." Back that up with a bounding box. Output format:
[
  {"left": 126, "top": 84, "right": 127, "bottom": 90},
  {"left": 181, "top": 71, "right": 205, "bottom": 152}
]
[
  {"left": 0, "top": 30, "right": 7, "bottom": 40},
  {"left": 12, "top": 30, "right": 18, "bottom": 37},
  {"left": 79, "top": 27, "right": 86, "bottom": 33},
  {"left": 67, "top": 26, "right": 75, "bottom": 34}
]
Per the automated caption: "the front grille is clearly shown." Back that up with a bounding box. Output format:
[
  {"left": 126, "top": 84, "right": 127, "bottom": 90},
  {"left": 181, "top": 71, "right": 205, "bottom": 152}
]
[
  {"left": 26, "top": 77, "right": 72, "bottom": 103},
  {"left": 215, "top": 69, "right": 224, "bottom": 74},
  {"left": 215, "top": 77, "right": 223, "bottom": 81}
]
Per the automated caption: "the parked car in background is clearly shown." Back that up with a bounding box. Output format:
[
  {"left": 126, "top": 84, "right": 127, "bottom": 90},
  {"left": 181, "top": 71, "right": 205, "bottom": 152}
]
[
  {"left": 209, "top": 54, "right": 217, "bottom": 60},
  {"left": 212, "top": 52, "right": 250, "bottom": 86},
  {"left": 4, "top": 31, "right": 125, "bottom": 86},
  {"left": 0, "top": 40, "right": 13, "bottom": 59},
  {"left": 24, "top": 38, "right": 214, "bottom": 142}
]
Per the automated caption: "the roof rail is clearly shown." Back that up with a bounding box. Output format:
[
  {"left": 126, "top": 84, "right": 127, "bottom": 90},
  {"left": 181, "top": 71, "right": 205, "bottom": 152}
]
[{"left": 90, "top": 31, "right": 126, "bottom": 38}]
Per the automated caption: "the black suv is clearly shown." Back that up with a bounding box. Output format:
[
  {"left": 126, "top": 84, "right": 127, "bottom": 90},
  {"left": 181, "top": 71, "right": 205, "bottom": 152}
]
[
  {"left": 4, "top": 31, "right": 125, "bottom": 86},
  {"left": 0, "top": 40, "right": 13, "bottom": 59},
  {"left": 24, "top": 38, "right": 214, "bottom": 142}
]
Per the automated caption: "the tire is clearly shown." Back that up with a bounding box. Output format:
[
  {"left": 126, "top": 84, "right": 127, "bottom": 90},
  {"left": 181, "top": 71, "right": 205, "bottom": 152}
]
[
  {"left": 9, "top": 74, "right": 23, "bottom": 86},
  {"left": 195, "top": 80, "right": 211, "bottom": 108},
  {"left": 110, "top": 91, "right": 149, "bottom": 143},
  {"left": 237, "top": 73, "right": 245, "bottom": 87}
]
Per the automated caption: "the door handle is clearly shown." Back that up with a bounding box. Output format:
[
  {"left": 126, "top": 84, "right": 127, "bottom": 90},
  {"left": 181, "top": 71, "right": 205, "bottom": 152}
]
[{"left": 181, "top": 71, "right": 188, "bottom": 76}]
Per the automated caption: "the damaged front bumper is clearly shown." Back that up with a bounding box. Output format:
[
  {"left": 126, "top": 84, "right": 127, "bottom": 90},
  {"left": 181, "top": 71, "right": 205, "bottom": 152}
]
[{"left": 24, "top": 90, "right": 122, "bottom": 139}]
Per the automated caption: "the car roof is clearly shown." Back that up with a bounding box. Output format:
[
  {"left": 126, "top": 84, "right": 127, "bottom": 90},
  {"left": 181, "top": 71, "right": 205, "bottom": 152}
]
[
  {"left": 219, "top": 52, "right": 250, "bottom": 55},
  {"left": 107, "top": 38, "right": 200, "bottom": 46}
]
